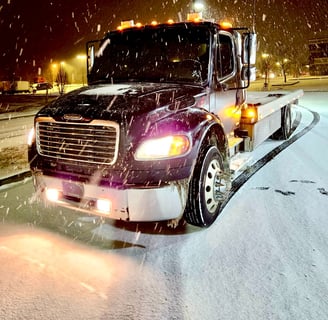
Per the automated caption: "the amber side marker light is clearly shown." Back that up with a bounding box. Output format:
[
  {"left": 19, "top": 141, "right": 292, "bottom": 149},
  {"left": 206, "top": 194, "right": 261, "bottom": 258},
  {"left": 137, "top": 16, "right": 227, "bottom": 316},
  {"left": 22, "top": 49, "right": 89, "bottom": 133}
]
[
  {"left": 117, "top": 20, "right": 135, "bottom": 30},
  {"left": 241, "top": 105, "right": 258, "bottom": 124},
  {"left": 187, "top": 12, "right": 203, "bottom": 22},
  {"left": 219, "top": 21, "right": 233, "bottom": 29}
]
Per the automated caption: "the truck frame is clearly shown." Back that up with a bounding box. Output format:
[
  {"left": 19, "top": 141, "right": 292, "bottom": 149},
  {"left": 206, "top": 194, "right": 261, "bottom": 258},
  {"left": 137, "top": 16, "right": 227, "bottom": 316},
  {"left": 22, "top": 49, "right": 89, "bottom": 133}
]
[{"left": 28, "top": 15, "right": 303, "bottom": 228}]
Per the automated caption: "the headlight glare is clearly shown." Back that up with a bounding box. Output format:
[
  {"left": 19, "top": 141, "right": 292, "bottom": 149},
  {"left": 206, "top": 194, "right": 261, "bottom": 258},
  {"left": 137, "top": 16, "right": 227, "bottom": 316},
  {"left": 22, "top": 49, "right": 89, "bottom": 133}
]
[{"left": 27, "top": 128, "right": 35, "bottom": 146}]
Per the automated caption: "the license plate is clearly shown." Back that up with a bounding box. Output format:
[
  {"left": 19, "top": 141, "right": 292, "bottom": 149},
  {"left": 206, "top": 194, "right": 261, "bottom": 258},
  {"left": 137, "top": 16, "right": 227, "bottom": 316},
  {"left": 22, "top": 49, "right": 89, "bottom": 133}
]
[{"left": 62, "top": 181, "right": 84, "bottom": 199}]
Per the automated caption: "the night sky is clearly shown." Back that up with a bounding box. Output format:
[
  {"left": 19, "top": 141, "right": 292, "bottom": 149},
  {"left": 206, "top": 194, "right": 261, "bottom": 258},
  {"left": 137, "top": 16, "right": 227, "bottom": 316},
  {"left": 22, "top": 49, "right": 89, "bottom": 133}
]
[{"left": 0, "top": 0, "right": 327, "bottom": 80}]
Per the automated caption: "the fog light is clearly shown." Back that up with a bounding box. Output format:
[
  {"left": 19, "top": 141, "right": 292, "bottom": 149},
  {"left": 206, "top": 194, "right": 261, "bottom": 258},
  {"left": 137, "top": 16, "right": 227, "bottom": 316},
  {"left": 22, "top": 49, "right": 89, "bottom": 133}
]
[
  {"left": 96, "top": 199, "right": 111, "bottom": 214},
  {"left": 46, "top": 188, "right": 60, "bottom": 202}
]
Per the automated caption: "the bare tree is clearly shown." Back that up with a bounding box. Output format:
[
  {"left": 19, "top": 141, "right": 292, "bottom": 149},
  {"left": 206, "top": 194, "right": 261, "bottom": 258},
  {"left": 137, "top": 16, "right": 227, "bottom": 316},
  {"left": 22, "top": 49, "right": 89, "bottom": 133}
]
[
  {"left": 276, "top": 58, "right": 289, "bottom": 83},
  {"left": 56, "top": 65, "right": 68, "bottom": 95},
  {"left": 259, "top": 53, "right": 272, "bottom": 89}
]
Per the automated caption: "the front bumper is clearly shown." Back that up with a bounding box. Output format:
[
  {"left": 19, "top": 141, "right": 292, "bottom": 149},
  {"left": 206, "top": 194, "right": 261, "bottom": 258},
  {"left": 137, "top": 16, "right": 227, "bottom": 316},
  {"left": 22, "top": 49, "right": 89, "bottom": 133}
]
[{"left": 33, "top": 173, "right": 189, "bottom": 222}]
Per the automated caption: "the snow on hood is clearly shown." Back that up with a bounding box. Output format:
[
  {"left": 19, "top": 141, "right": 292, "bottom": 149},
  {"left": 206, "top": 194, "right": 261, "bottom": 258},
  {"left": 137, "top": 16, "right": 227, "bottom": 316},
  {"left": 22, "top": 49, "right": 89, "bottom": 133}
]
[
  {"left": 36, "top": 83, "right": 203, "bottom": 122},
  {"left": 81, "top": 84, "right": 134, "bottom": 96}
]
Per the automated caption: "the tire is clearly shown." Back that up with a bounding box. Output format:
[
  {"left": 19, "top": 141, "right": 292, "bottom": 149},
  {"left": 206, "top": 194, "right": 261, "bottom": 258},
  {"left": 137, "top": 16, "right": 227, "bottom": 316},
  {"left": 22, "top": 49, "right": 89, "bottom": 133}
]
[
  {"left": 184, "top": 145, "right": 230, "bottom": 227},
  {"left": 271, "top": 105, "right": 292, "bottom": 140}
]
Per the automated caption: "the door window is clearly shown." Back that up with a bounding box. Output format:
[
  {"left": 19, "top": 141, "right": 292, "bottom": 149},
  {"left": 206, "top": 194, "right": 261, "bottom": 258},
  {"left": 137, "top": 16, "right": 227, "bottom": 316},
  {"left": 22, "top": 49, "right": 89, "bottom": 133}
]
[{"left": 217, "top": 34, "right": 235, "bottom": 78}]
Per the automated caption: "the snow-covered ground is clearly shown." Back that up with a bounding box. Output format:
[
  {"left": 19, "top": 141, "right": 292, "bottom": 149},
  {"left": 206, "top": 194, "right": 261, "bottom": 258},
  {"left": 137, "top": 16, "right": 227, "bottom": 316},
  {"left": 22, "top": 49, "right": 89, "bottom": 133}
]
[{"left": 0, "top": 91, "right": 327, "bottom": 319}]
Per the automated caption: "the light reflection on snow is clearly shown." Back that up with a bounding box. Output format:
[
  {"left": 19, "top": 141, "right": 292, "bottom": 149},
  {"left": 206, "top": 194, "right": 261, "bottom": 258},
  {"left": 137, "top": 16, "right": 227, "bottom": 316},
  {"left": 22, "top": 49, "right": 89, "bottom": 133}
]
[{"left": 0, "top": 225, "right": 144, "bottom": 301}]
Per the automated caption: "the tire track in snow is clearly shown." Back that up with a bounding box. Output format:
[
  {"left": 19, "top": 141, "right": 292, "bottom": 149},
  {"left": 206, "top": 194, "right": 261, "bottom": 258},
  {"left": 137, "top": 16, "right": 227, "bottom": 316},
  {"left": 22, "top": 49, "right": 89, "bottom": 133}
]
[{"left": 226, "top": 106, "right": 320, "bottom": 205}]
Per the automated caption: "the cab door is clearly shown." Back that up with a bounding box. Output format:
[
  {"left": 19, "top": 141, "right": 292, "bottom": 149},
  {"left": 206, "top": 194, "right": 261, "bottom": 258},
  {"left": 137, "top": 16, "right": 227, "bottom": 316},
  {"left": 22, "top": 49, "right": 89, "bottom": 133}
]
[{"left": 210, "top": 31, "right": 243, "bottom": 135}]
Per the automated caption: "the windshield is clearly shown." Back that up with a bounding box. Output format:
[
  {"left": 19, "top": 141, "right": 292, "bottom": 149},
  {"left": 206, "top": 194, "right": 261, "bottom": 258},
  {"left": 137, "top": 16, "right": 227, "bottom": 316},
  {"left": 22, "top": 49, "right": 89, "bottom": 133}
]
[{"left": 89, "top": 24, "right": 211, "bottom": 85}]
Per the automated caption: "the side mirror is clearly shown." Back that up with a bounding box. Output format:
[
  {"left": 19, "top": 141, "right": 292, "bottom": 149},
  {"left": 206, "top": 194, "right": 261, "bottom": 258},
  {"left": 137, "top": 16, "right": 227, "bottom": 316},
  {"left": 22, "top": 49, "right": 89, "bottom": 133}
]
[
  {"left": 242, "top": 33, "right": 257, "bottom": 65},
  {"left": 86, "top": 41, "right": 96, "bottom": 74}
]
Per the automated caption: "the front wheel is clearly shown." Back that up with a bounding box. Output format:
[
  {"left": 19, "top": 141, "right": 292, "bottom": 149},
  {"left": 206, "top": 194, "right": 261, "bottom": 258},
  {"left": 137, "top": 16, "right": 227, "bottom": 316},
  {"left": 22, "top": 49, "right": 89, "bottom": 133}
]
[{"left": 184, "top": 145, "right": 230, "bottom": 228}]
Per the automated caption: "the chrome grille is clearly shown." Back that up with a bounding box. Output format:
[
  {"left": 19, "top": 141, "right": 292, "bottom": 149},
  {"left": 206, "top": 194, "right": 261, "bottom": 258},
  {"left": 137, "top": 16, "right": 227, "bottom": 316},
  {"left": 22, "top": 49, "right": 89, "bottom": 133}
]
[{"left": 36, "top": 119, "right": 119, "bottom": 165}]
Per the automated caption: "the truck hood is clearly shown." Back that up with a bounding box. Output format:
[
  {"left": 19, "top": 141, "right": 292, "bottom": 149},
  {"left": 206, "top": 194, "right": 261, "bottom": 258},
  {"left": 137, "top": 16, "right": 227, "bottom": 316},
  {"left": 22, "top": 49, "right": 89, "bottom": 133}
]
[{"left": 37, "top": 83, "right": 204, "bottom": 122}]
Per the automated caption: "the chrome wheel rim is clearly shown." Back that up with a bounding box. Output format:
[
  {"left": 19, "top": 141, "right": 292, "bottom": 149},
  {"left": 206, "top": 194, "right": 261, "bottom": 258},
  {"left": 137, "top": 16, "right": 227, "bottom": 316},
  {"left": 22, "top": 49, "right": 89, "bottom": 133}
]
[{"left": 203, "top": 158, "right": 227, "bottom": 214}]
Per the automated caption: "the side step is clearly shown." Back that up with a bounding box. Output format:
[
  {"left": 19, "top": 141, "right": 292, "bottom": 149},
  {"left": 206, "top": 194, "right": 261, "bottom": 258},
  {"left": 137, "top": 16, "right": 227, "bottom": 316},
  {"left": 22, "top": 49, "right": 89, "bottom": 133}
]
[
  {"left": 228, "top": 136, "right": 243, "bottom": 157},
  {"left": 228, "top": 136, "right": 251, "bottom": 176}
]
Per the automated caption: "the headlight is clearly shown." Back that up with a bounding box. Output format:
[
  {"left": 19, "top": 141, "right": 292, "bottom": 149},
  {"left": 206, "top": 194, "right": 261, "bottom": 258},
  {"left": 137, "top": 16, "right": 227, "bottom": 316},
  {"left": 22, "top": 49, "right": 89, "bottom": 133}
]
[{"left": 135, "top": 135, "right": 191, "bottom": 160}]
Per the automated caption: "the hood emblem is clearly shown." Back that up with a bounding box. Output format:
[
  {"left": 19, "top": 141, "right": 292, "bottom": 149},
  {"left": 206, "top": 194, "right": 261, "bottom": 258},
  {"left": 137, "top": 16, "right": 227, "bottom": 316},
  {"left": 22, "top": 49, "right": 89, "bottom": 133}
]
[{"left": 63, "top": 114, "right": 83, "bottom": 121}]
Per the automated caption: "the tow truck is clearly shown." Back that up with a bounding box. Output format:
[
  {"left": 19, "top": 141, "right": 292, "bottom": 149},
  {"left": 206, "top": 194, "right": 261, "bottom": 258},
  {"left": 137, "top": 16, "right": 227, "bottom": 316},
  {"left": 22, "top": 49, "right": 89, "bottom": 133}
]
[{"left": 28, "top": 13, "right": 303, "bottom": 228}]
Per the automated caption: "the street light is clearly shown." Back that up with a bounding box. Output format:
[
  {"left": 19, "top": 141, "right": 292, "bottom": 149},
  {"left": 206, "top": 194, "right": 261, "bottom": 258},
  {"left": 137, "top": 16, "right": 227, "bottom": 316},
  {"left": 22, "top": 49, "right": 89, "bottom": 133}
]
[
  {"left": 193, "top": 0, "right": 205, "bottom": 12},
  {"left": 192, "top": 0, "right": 205, "bottom": 13}
]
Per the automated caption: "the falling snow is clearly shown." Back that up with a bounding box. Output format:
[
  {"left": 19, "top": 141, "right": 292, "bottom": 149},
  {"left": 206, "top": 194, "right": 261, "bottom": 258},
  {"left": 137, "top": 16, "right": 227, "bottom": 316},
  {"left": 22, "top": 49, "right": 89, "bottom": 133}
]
[
  {"left": 0, "top": 1, "right": 327, "bottom": 318},
  {"left": 0, "top": 82, "right": 327, "bottom": 319}
]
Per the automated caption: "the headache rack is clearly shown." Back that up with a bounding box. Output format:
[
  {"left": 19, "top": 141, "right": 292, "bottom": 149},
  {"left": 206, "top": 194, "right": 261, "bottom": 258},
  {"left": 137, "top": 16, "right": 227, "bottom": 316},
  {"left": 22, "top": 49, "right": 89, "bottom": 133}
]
[{"left": 36, "top": 118, "right": 119, "bottom": 165}]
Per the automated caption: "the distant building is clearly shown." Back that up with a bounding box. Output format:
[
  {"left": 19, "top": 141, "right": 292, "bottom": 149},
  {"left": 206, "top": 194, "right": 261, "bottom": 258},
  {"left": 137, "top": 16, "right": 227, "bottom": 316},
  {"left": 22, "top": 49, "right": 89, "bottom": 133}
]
[{"left": 309, "top": 32, "right": 328, "bottom": 75}]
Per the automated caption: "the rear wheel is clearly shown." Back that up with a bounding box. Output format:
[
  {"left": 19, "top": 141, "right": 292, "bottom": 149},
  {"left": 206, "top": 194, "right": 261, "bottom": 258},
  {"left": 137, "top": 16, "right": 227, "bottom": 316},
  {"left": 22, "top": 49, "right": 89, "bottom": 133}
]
[
  {"left": 185, "top": 145, "right": 230, "bottom": 227},
  {"left": 271, "top": 104, "right": 292, "bottom": 140}
]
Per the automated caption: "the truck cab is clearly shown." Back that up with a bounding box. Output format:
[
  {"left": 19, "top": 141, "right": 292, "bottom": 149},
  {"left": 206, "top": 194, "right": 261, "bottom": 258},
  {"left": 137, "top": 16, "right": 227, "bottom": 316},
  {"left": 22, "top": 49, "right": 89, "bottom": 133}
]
[
  {"left": 87, "top": 19, "right": 255, "bottom": 135},
  {"left": 29, "top": 16, "right": 264, "bottom": 228}
]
